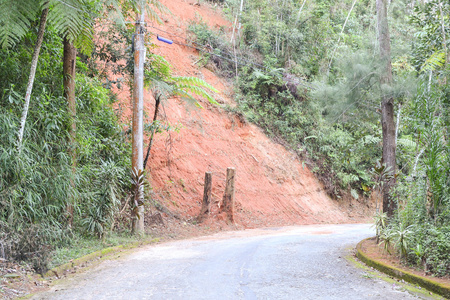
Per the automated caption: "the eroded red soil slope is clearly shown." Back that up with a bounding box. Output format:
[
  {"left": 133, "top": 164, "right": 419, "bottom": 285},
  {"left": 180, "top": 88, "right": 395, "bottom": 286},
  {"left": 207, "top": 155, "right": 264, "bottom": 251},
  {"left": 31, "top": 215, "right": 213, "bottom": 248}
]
[{"left": 121, "top": 0, "right": 372, "bottom": 228}]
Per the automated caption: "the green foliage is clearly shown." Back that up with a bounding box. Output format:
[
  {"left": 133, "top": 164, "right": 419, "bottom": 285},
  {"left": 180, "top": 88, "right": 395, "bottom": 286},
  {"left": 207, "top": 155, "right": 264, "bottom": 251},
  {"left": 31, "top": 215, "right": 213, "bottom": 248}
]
[
  {"left": 379, "top": 228, "right": 394, "bottom": 254},
  {"left": 171, "top": 76, "right": 219, "bottom": 107},
  {"left": 392, "top": 224, "right": 414, "bottom": 258},
  {"left": 0, "top": 0, "right": 41, "bottom": 48},
  {"left": 187, "top": 19, "right": 242, "bottom": 77},
  {"left": 129, "top": 168, "right": 147, "bottom": 220},
  {"left": 408, "top": 80, "right": 449, "bottom": 219},
  {"left": 81, "top": 160, "right": 126, "bottom": 238},
  {"left": 400, "top": 223, "right": 450, "bottom": 276},
  {"left": 219, "top": 0, "right": 450, "bottom": 276},
  {"left": 0, "top": 25, "right": 129, "bottom": 267},
  {"left": 411, "top": 243, "right": 425, "bottom": 266},
  {"left": 420, "top": 50, "right": 446, "bottom": 73},
  {"left": 49, "top": 231, "right": 137, "bottom": 268},
  {"left": 232, "top": 62, "right": 380, "bottom": 195},
  {"left": 0, "top": 221, "right": 70, "bottom": 274},
  {"left": 373, "top": 74, "right": 450, "bottom": 276},
  {"left": 410, "top": 0, "right": 450, "bottom": 73},
  {"left": 0, "top": 0, "right": 168, "bottom": 54},
  {"left": 378, "top": 222, "right": 415, "bottom": 259},
  {"left": 373, "top": 211, "right": 388, "bottom": 240},
  {"left": 0, "top": 0, "right": 96, "bottom": 54},
  {"left": 144, "top": 53, "right": 219, "bottom": 108}
]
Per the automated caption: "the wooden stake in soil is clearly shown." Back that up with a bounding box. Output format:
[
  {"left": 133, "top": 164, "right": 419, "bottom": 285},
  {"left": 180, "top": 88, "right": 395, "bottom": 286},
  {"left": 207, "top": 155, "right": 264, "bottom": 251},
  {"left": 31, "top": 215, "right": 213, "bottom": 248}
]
[
  {"left": 222, "top": 167, "right": 236, "bottom": 223},
  {"left": 198, "top": 171, "right": 212, "bottom": 222}
]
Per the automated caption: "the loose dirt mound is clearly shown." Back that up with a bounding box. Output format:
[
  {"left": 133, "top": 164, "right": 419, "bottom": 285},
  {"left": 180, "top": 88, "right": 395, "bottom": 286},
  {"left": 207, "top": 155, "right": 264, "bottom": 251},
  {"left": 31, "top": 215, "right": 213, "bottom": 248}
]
[{"left": 125, "top": 0, "right": 373, "bottom": 228}]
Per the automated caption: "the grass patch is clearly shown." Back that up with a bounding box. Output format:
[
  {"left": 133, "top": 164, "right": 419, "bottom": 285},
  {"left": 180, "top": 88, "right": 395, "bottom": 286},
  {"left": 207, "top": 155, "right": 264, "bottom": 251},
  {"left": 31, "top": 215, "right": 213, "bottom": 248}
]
[{"left": 49, "top": 232, "right": 146, "bottom": 269}]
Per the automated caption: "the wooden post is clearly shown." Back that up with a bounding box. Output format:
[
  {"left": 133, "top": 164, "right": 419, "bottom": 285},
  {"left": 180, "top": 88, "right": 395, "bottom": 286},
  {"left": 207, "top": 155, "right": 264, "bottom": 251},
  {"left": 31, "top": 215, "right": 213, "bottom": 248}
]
[
  {"left": 222, "top": 167, "right": 236, "bottom": 223},
  {"left": 198, "top": 171, "right": 212, "bottom": 222}
]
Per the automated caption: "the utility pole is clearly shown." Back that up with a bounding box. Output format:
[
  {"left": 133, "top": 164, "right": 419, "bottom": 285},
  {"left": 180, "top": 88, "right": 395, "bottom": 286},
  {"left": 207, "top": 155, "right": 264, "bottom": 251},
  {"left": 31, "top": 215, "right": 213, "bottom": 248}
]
[{"left": 132, "top": 0, "right": 146, "bottom": 234}]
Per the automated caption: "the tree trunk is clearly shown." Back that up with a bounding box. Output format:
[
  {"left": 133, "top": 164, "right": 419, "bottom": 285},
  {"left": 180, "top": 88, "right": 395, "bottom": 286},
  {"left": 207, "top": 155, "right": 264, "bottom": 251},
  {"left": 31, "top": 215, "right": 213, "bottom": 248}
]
[
  {"left": 17, "top": 7, "right": 49, "bottom": 149},
  {"left": 131, "top": 3, "right": 146, "bottom": 235},
  {"left": 377, "top": 0, "right": 397, "bottom": 217},
  {"left": 296, "top": 0, "right": 307, "bottom": 22},
  {"left": 143, "top": 93, "right": 161, "bottom": 170},
  {"left": 222, "top": 167, "right": 236, "bottom": 223},
  {"left": 198, "top": 171, "right": 212, "bottom": 222},
  {"left": 327, "top": 0, "right": 358, "bottom": 75},
  {"left": 63, "top": 37, "right": 77, "bottom": 227},
  {"left": 63, "top": 38, "right": 77, "bottom": 156}
]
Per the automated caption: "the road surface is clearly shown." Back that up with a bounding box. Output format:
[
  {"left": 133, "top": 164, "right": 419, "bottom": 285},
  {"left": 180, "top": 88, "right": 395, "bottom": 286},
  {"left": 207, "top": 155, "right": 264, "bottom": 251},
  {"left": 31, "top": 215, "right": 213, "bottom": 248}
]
[{"left": 33, "top": 224, "right": 429, "bottom": 299}]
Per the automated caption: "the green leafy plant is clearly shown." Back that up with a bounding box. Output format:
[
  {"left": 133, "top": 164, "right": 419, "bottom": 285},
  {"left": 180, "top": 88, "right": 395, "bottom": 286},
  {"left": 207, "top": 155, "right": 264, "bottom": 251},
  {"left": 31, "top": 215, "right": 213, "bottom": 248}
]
[
  {"left": 379, "top": 228, "right": 393, "bottom": 255},
  {"left": 411, "top": 243, "right": 425, "bottom": 267},
  {"left": 129, "top": 168, "right": 148, "bottom": 222},
  {"left": 81, "top": 160, "right": 125, "bottom": 238},
  {"left": 392, "top": 223, "right": 414, "bottom": 259},
  {"left": 373, "top": 211, "right": 388, "bottom": 243},
  {"left": 145, "top": 53, "right": 219, "bottom": 107},
  {"left": 371, "top": 160, "right": 394, "bottom": 212}
]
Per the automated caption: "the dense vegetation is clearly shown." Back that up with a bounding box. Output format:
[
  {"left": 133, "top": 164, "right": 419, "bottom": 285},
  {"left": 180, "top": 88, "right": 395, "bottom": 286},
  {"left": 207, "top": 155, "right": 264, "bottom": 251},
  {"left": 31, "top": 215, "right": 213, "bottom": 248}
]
[
  {"left": 0, "top": 25, "right": 131, "bottom": 273},
  {"left": 0, "top": 0, "right": 219, "bottom": 274},
  {"left": 189, "top": 0, "right": 449, "bottom": 275},
  {"left": 0, "top": 0, "right": 448, "bottom": 278}
]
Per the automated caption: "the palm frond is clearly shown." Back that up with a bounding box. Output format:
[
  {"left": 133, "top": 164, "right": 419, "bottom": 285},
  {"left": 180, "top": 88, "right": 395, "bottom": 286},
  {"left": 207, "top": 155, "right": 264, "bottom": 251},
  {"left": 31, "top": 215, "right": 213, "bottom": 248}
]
[
  {"left": 397, "top": 138, "right": 417, "bottom": 149},
  {"left": 0, "top": 0, "right": 41, "bottom": 48},
  {"left": 420, "top": 50, "right": 446, "bottom": 73},
  {"left": 145, "top": 54, "right": 172, "bottom": 82},
  {"left": 47, "top": 0, "right": 95, "bottom": 54},
  {"left": 172, "top": 76, "right": 219, "bottom": 93},
  {"left": 175, "top": 90, "right": 204, "bottom": 108},
  {"left": 147, "top": 79, "right": 173, "bottom": 99},
  {"left": 174, "top": 83, "right": 218, "bottom": 105}
]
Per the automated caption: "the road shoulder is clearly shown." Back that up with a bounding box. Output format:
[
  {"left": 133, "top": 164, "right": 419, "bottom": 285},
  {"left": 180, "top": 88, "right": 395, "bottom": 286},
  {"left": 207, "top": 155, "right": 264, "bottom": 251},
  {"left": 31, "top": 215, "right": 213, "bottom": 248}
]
[{"left": 356, "top": 237, "right": 450, "bottom": 299}]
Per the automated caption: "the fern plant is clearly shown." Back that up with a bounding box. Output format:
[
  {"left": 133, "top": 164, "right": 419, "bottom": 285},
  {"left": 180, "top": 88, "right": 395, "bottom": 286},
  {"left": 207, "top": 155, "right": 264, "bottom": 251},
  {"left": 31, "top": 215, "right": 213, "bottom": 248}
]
[
  {"left": 144, "top": 53, "right": 219, "bottom": 108},
  {"left": 141, "top": 53, "right": 218, "bottom": 170},
  {"left": 0, "top": 0, "right": 41, "bottom": 48},
  {"left": 0, "top": 0, "right": 167, "bottom": 52},
  {"left": 0, "top": 0, "right": 94, "bottom": 52}
]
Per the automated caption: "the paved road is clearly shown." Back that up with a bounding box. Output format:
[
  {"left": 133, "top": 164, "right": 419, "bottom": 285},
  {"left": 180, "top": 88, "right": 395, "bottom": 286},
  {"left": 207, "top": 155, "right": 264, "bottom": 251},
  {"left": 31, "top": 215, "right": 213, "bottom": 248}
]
[{"left": 33, "top": 224, "right": 427, "bottom": 299}]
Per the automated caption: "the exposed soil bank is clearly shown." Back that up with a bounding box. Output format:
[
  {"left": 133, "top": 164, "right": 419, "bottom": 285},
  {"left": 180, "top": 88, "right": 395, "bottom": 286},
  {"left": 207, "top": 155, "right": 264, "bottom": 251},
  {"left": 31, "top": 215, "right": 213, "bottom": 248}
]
[{"left": 122, "top": 0, "right": 374, "bottom": 228}]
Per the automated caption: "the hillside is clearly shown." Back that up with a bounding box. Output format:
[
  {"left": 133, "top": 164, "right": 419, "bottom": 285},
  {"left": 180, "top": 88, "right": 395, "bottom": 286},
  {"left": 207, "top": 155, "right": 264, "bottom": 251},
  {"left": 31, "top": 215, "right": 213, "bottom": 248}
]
[{"left": 119, "top": 0, "right": 373, "bottom": 228}]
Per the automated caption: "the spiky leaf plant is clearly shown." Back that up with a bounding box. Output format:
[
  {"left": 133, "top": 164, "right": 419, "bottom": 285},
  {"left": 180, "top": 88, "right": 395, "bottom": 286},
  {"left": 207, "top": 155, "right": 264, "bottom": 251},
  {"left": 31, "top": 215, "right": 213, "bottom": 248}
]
[{"left": 129, "top": 168, "right": 148, "bottom": 221}]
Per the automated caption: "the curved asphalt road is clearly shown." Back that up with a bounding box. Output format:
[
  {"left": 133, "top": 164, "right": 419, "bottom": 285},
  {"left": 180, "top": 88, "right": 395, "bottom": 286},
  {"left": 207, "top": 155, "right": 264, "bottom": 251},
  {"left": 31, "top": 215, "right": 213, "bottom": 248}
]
[{"left": 33, "top": 224, "right": 427, "bottom": 299}]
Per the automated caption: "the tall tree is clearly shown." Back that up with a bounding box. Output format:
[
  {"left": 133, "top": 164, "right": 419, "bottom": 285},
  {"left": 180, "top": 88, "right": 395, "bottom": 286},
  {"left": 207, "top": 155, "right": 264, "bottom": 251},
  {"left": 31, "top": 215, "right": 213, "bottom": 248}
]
[
  {"left": 0, "top": 0, "right": 94, "bottom": 148},
  {"left": 17, "top": 6, "right": 49, "bottom": 149},
  {"left": 377, "top": 0, "right": 397, "bottom": 217},
  {"left": 63, "top": 38, "right": 77, "bottom": 227}
]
